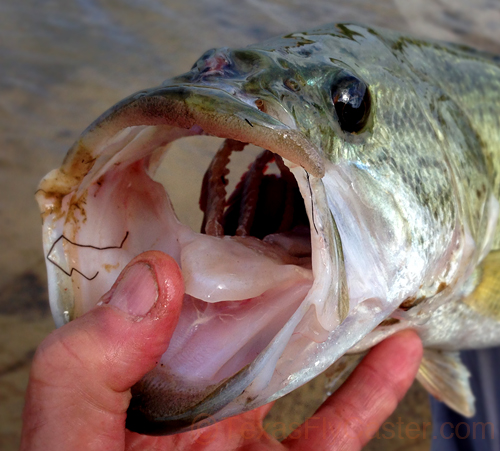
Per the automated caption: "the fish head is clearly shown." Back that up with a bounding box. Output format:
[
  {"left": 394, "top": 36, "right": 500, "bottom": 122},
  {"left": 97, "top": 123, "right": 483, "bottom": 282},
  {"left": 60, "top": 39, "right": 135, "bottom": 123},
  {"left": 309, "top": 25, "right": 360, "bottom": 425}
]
[{"left": 35, "top": 24, "right": 496, "bottom": 434}]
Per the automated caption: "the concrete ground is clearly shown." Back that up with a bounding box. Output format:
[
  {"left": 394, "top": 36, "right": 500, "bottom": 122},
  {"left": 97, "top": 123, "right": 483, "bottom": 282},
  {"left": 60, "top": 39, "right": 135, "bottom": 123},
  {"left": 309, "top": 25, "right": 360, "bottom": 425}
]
[{"left": 1, "top": 0, "right": 498, "bottom": 449}]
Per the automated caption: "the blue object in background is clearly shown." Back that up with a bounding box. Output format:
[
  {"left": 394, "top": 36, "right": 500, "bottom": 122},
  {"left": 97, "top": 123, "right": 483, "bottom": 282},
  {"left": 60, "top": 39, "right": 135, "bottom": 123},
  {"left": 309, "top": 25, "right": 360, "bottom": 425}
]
[{"left": 430, "top": 348, "right": 500, "bottom": 450}]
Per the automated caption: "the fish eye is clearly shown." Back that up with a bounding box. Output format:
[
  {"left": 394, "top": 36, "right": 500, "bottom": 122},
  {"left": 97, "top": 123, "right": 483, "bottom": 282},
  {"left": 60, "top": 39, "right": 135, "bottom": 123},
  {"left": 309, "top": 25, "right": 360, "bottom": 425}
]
[{"left": 331, "top": 75, "right": 371, "bottom": 134}]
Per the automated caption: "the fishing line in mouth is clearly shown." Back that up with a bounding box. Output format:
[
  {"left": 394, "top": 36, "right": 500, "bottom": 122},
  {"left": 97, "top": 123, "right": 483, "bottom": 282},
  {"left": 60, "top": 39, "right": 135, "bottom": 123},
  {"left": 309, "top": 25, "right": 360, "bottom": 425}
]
[
  {"left": 46, "top": 231, "right": 129, "bottom": 281},
  {"left": 306, "top": 171, "right": 319, "bottom": 234}
]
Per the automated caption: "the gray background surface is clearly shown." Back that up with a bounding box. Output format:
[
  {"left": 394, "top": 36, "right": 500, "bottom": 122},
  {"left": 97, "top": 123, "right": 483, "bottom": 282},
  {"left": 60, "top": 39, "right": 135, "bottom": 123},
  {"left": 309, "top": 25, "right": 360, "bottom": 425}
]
[{"left": 1, "top": 1, "right": 499, "bottom": 449}]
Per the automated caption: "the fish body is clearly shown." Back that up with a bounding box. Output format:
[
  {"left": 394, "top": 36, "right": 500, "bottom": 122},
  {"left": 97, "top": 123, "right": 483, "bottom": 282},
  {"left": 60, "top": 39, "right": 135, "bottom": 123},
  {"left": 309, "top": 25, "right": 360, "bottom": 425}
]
[{"left": 36, "top": 24, "right": 500, "bottom": 434}]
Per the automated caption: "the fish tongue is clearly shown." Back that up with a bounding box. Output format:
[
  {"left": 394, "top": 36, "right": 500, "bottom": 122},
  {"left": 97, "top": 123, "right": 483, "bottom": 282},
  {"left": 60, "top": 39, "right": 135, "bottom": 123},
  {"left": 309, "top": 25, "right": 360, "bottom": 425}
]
[{"left": 179, "top": 232, "right": 312, "bottom": 303}]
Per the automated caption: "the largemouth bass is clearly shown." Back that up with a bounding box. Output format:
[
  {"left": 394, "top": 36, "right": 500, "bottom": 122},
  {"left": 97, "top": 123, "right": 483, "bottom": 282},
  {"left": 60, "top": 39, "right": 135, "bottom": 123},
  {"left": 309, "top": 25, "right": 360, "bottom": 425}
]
[{"left": 36, "top": 23, "right": 500, "bottom": 434}]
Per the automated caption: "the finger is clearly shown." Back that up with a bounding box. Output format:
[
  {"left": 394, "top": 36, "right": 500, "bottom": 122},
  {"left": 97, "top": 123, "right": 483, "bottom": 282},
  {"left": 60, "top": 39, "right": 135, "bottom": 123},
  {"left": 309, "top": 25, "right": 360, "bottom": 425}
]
[
  {"left": 256, "top": 401, "right": 276, "bottom": 421},
  {"left": 21, "top": 251, "right": 184, "bottom": 451},
  {"left": 283, "top": 330, "right": 423, "bottom": 451}
]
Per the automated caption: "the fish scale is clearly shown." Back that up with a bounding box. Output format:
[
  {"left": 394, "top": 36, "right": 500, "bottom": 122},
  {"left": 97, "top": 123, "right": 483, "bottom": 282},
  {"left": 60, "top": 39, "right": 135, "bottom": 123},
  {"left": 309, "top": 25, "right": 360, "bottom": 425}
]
[{"left": 379, "top": 32, "right": 500, "bottom": 237}]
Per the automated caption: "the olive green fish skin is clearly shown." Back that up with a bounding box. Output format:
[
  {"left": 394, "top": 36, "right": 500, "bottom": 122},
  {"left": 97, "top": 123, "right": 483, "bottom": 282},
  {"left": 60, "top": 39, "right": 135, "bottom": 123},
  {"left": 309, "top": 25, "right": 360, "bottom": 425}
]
[
  {"left": 161, "top": 22, "right": 500, "bottom": 333},
  {"left": 171, "top": 23, "right": 500, "bottom": 276},
  {"left": 372, "top": 28, "right": 500, "bottom": 249}
]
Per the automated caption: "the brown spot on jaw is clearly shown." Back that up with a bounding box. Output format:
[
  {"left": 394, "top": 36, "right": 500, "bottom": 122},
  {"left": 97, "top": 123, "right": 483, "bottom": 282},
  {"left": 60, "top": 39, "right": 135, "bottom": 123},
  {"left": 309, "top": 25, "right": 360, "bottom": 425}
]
[
  {"left": 37, "top": 142, "right": 97, "bottom": 221},
  {"left": 103, "top": 262, "right": 120, "bottom": 272},
  {"left": 400, "top": 283, "right": 447, "bottom": 311},
  {"left": 379, "top": 317, "right": 400, "bottom": 326},
  {"left": 66, "top": 191, "right": 88, "bottom": 226},
  {"left": 436, "top": 282, "right": 447, "bottom": 293},
  {"left": 399, "top": 296, "right": 415, "bottom": 310},
  {"left": 399, "top": 296, "right": 425, "bottom": 311}
]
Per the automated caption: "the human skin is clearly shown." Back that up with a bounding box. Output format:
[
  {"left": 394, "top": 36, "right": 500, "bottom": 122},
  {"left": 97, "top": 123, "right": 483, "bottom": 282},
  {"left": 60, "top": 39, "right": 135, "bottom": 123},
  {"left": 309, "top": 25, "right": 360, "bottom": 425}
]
[{"left": 20, "top": 251, "right": 423, "bottom": 451}]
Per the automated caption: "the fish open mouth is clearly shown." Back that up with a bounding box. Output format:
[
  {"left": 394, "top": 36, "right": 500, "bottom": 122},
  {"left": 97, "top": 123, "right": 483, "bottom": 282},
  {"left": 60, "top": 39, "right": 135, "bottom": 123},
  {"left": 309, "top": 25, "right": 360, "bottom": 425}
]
[{"left": 36, "top": 86, "right": 345, "bottom": 434}]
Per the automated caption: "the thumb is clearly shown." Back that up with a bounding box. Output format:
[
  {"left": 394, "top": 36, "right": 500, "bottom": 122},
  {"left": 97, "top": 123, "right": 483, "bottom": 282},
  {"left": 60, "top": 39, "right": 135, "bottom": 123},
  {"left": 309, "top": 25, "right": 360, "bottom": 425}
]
[{"left": 21, "top": 251, "right": 184, "bottom": 451}]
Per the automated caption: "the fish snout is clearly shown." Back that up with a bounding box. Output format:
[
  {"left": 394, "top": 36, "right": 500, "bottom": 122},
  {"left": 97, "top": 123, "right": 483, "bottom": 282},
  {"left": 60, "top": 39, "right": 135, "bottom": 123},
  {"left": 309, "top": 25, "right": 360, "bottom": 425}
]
[
  {"left": 195, "top": 48, "right": 232, "bottom": 77},
  {"left": 192, "top": 47, "right": 266, "bottom": 82}
]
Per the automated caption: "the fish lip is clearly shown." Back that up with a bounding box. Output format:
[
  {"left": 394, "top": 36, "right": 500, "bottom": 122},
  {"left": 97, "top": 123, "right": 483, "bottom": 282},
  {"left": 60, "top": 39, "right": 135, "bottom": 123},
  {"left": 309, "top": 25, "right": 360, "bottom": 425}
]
[
  {"left": 38, "top": 85, "right": 324, "bottom": 204},
  {"left": 126, "top": 363, "right": 253, "bottom": 436},
  {"left": 81, "top": 84, "right": 325, "bottom": 177},
  {"left": 36, "top": 83, "right": 340, "bottom": 433}
]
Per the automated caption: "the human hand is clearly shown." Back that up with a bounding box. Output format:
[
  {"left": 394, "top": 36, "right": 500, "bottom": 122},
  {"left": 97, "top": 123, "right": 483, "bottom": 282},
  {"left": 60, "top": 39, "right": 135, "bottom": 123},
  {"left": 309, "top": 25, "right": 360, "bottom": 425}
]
[{"left": 21, "top": 251, "right": 423, "bottom": 450}]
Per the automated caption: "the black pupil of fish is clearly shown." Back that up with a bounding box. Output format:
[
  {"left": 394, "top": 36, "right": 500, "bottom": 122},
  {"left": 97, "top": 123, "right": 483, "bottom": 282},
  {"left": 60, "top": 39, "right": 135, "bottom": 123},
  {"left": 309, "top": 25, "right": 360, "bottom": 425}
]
[{"left": 332, "top": 77, "right": 370, "bottom": 133}]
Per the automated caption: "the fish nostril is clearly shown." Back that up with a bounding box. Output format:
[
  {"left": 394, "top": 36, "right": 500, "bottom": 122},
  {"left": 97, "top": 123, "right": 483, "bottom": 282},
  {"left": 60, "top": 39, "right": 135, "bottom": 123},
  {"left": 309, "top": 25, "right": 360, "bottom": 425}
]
[{"left": 197, "top": 50, "right": 231, "bottom": 76}]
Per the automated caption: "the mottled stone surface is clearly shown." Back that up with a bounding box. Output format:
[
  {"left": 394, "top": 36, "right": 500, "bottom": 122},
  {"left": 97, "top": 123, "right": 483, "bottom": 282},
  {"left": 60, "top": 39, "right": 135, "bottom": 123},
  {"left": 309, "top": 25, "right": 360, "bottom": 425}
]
[{"left": 1, "top": 0, "right": 498, "bottom": 449}]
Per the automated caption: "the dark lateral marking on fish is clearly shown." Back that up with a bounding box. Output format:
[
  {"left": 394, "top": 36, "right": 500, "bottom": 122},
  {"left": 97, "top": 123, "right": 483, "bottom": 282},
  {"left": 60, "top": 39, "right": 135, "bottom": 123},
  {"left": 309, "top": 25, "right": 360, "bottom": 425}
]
[
  {"left": 245, "top": 118, "right": 254, "bottom": 127},
  {"left": 306, "top": 171, "right": 318, "bottom": 234},
  {"left": 47, "top": 231, "right": 129, "bottom": 281}
]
